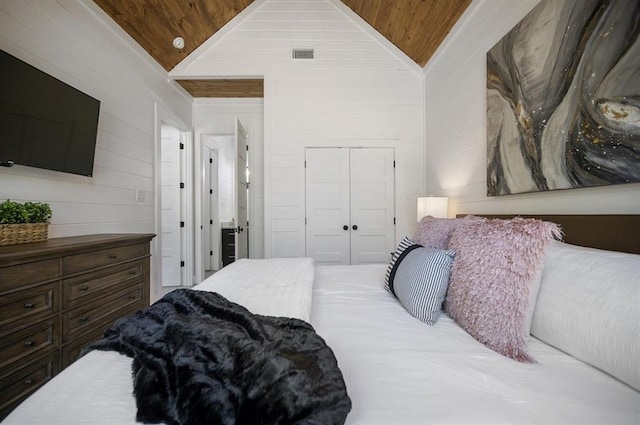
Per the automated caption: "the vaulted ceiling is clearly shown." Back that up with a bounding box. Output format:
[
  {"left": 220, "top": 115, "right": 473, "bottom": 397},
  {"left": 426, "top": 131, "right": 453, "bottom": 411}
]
[{"left": 93, "top": 0, "right": 471, "bottom": 97}]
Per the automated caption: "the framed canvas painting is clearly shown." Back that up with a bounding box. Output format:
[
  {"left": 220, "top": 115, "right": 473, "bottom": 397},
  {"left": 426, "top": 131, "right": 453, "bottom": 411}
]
[{"left": 486, "top": 0, "right": 639, "bottom": 196}]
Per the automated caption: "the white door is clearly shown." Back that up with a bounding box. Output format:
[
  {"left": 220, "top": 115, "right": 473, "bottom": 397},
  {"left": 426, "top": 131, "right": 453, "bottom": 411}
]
[
  {"left": 160, "top": 126, "right": 183, "bottom": 286},
  {"left": 202, "top": 146, "right": 218, "bottom": 272},
  {"left": 305, "top": 148, "right": 395, "bottom": 265},
  {"left": 235, "top": 118, "right": 249, "bottom": 260},
  {"left": 305, "top": 148, "right": 351, "bottom": 265},
  {"left": 349, "top": 148, "right": 395, "bottom": 264}
]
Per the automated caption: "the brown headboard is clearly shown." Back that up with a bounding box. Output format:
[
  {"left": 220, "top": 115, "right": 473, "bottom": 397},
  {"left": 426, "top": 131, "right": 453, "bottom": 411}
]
[{"left": 455, "top": 214, "right": 640, "bottom": 255}]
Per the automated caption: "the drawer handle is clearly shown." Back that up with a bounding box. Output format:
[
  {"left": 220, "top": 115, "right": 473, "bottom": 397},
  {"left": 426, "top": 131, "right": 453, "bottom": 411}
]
[
  {"left": 24, "top": 303, "right": 35, "bottom": 309},
  {"left": 79, "top": 316, "right": 89, "bottom": 323},
  {"left": 108, "top": 253, "right": 117, "bottom": 259},
  {"left": 25, "top": 341, "right": 36, "bottom": 347},
  {"left": 128, "top": 295, "right": 136, "bottom": 300},
  {"left": 24, "top": 379, "right": 34, "bottom": 385},
  {"left": 129, "top": 270, "right": 137, "bottom": 275},
  {"left": 80, "top": 285, "right": 89, "bottom": 291}
]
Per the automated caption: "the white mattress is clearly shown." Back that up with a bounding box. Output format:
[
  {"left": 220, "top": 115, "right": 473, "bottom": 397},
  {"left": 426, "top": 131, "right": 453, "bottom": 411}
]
[
  {"left": 4, "top": 260, "right": 639, "bottom": 425},
  {"left": 311, "top": 264, "right": 640, "bottom": 425}
]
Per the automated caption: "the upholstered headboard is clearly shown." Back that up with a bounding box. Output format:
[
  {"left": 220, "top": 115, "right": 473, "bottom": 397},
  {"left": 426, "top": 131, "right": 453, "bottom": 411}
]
[{"left": 455, "top": 214, "right": 640, "bottom": 255}]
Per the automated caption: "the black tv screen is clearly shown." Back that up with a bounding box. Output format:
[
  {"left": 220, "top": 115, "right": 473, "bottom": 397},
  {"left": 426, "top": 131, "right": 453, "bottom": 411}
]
[{"left": 0, "top": 49, "right": 100, "bottom": 176}]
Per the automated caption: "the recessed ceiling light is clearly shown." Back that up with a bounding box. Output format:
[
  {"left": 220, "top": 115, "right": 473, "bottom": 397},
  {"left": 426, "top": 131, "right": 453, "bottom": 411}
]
[{"left": 173, "top": 37, "right": 185, "bottom": 49}]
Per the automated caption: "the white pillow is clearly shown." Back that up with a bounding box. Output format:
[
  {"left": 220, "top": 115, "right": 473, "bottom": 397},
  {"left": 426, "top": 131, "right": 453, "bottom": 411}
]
[
  {"left": 531, "top": 241, "right": 640, "bottom": 390},
  {"left": 388, "top": 247, "right": 456, "bottom": 325}
]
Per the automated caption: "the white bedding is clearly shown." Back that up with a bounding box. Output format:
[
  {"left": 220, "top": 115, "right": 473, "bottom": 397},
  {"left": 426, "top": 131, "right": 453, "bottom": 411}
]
[
  {"left": 3, "top": 260, "right": 639, "bottom": 425},
  {"left": 193, "top": 257, "right": 315, "bottom": 322},
  {"left": 311, "top": 264, "right": 640, "bottom": 425}
]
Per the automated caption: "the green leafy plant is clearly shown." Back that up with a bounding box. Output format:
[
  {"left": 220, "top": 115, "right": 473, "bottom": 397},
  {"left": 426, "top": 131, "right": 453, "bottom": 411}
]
[{"left": 0, "top": 199, "right": 52, "bottom": 224}]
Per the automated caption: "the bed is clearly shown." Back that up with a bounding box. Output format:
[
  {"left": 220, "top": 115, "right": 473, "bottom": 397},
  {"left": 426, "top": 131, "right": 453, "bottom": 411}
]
[{"left": 2, "top": 214, "right": 639, "bottom": 424}]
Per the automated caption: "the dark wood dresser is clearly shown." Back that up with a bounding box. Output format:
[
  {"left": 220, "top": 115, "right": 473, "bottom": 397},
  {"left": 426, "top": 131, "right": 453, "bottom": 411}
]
[{"left": 0, "top": 233, "right": 155, "bottom": 419}]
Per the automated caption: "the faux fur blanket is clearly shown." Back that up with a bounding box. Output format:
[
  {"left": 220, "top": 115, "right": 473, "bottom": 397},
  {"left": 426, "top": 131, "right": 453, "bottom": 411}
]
[{"left": 86, "top": 289, "right": 351, "bottom": 425}]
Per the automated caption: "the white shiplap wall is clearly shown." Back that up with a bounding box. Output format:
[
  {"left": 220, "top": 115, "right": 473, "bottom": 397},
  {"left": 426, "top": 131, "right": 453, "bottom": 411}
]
[
  {"left": 174, "top": 0, "right": 425, "bottom": 258},
  {"left": 0, "top": 0, "right": 192, "bottom": 298},
  {"left": 424, "top": 0, "right": 640, "bottom": 215}
]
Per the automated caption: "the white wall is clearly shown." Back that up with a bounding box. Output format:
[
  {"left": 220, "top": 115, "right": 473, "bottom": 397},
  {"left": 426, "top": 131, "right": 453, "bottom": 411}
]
[
  {"left": 424, "top": 0, "right": 640, "bottom": 215},
  {"left": 0, "top": 0, "right": 192, "bottom": 298},
  {"left": 174, "top": 0, "right": 425, "bottom": 258}
]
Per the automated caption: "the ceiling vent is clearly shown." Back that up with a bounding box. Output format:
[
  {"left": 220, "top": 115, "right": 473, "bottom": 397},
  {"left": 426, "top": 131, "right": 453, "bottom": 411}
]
[{"left": 292, "top": 48, "right": 314, "bottom": 59}]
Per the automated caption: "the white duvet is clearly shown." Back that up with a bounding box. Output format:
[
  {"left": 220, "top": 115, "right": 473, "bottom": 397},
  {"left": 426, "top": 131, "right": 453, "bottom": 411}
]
[
  {"left": 3, "top": 260, "right": 639, "bottom": 425},
  {"left": 311, "top": 264, "right": 640, "bottom": 425}
]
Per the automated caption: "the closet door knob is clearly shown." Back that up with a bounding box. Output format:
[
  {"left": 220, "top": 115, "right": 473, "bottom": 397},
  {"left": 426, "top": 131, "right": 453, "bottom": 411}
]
[
  {"left": 342, "top": 225, "right": 348, "bottom": 231},
  {"left": 352, "top": 225, "right": 358, "bottom": 231}
]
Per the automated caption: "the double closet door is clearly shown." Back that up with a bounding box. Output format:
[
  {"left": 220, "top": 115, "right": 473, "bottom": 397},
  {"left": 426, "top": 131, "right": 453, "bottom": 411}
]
[{"left": 305, "top": 148, "right": 395, "bottom": 265}]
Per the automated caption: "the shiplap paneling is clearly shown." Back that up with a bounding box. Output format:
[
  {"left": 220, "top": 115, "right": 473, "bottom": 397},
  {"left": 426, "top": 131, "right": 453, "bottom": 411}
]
[
  {"left": 0, "top": 0, "right": 192, "bottom": 300},
  {"left": 174, "top": 0, "right": 425, "bottom": 258},
  {"left": 424, "top": 0, "right": 640, "bottom": 215}
]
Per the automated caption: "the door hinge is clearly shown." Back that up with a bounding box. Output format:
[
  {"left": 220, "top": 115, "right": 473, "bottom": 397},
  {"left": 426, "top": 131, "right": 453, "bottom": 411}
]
[
  {"left": 179, "top": 143, "right": 184, "bottom": 150},
  {"left": 209, "top": 158, "right": 213, "bottom": 163},
  {"left": 180, "top": 221, "right": 185, "bottom": 228},
  {"left": 393, "top": 160, "right": 396, "bottom": 168},
  {"left": 246, "top": 145, "right": 249, "bottom": 151},
  {"left": 210, "top": 219, "right": 213, "bottom": 225},
  {"left": 210, "top": 189, "right": 213, "bottom": 194},
  {"left": 180, "top": 182, "right": 185, "bottom": 189},
  {"left": 305, "top": 217, "right": 307, "bottom": 225},
  {"left": 180, "top": 260, "right": 185, "bottom": 267},
  {"left": 210, "top": 251, "right": 213, "bottom": 256},
  {"left": 394, "top": 217, "right": 396, "bottom": 225},
  {"left": 304, "top": 160, "right": 307, "bottom": 168}
]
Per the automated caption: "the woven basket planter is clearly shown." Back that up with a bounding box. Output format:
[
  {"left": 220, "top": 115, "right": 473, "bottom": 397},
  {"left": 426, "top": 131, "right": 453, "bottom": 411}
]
[{"left": 0, "top": 222, "right": 49, "bottom": 246}]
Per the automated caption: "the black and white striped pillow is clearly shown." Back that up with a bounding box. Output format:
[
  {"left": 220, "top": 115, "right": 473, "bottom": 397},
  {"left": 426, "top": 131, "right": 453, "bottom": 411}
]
[
  {"left": 384, "top": 237, "right": 420, "bottom": 292},
  {"left": 388, "top": 246, "right": 455, "bottom": 325}
]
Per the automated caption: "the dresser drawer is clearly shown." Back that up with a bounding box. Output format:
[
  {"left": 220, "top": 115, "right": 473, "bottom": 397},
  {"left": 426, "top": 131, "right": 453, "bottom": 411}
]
[
  {"left": 0, "top": 319, "right": 59, "bottom": 369},
  {"left": 60, "top": 327, "right": 104, "bottom": 368},
  {"left": 61, "top": 300, "right": 143, "bottom": 368},
  {"left": 62, "top": 285, "right": 142, "bottom": 343},
  {"left": 0, "top": 258, "right": 59, "bottom": 292},
  {"left": 0, "top": 283, "right": 58, "bottom": 332},
  {"left": 0, "top": 351, "right": 59, "bottom": 419},
  {"left": 62, "top": 243, "right": 147, "bottom": 275},
  {"left": 63, "top": 261, "right": 143, "bottom": 309}
]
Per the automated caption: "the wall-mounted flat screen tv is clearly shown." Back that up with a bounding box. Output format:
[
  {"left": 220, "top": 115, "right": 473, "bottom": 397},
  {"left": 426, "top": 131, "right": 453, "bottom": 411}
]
[{"left": 0, "top": 49, "right": 100, "bottom": 177}]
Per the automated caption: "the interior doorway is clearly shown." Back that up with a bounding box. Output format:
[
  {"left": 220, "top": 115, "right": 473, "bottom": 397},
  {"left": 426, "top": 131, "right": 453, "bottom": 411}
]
[{"left": 194, "top": 118, "right": 250, "bottom": 283}]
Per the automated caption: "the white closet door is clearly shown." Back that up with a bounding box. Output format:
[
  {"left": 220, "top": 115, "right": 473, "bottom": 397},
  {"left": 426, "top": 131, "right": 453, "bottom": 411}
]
[
  {"left": 305, "top": 148, "right": 351, "bottom": 265},
  {"left": 305, "top": 147, "right": 395, "bottom": 265},
  {"left": 350, "top": 148, "right": 395, "bottom": 264}
]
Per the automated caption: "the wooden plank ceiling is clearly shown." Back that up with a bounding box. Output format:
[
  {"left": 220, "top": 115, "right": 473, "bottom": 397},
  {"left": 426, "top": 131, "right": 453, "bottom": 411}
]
[{"left": 93, "top": 0, "right": 471, "bottom": 98}]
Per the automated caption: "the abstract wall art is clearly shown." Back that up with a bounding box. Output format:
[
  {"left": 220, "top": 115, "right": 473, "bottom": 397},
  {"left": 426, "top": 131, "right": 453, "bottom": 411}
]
[{"left": 486, "top": 0, "right": 639, "bottom": 196}]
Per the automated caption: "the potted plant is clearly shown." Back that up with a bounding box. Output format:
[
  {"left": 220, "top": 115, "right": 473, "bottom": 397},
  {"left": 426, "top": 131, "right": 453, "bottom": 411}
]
[{"left": 0, "top": 199, "right": 52, "bottom": 246}]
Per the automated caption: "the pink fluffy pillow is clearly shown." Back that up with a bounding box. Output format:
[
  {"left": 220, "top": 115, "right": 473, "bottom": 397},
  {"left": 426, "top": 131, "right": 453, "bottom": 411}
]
[
  {"left": 445, "top": 217, "right": 561, "bottom": 363},
  {"left": 413, "top": 215, "right": 477, "bottom": 249}
]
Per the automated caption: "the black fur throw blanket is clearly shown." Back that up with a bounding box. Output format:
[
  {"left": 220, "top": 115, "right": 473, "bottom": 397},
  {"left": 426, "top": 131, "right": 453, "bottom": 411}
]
[{"left": 86, "top": 289, "right": 351, "bottom": 425}]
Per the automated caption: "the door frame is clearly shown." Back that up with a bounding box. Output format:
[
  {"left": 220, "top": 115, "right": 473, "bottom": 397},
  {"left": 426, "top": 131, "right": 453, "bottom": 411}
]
[{"left": 194, "top": 134, "right": 232, "bottom": 283}]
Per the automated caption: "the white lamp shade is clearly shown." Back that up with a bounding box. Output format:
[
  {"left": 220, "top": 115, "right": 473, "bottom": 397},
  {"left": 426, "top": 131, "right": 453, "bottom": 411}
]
[{"left": 417, "top": 197, "right": 448, "bottom": 221}]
